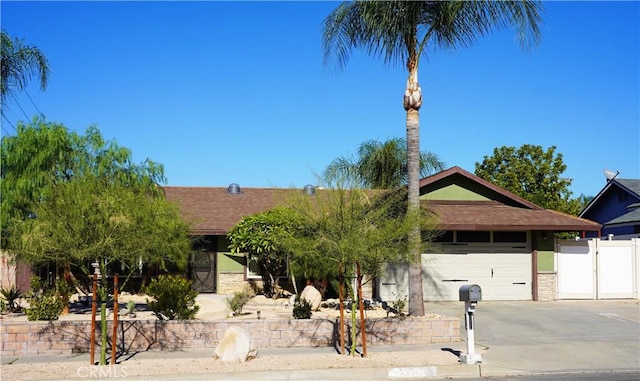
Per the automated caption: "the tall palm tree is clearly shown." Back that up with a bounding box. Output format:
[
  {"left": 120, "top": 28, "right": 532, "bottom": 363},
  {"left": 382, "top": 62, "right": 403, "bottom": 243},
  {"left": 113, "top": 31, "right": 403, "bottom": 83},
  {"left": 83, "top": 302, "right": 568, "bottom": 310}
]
[
  {"left": 324, "top": 137, "right": 445, "bottom": 189},
  {"left": 1, "top": 30, "right": 50, "bottom": 111},
  {"left": 323, "top": 0, "right": 543, "bottom": 316}
]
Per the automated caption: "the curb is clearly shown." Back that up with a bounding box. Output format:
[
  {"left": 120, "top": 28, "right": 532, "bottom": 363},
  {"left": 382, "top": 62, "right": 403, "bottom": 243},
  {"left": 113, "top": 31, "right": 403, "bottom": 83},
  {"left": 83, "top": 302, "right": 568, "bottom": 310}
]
[{"left": 51, "top": 365, "right": 483, "bottom": 381}]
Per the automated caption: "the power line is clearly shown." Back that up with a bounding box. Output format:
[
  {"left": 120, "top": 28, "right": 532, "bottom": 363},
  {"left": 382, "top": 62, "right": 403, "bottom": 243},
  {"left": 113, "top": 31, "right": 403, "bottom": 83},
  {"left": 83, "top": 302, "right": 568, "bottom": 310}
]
[
  {"left": 1, "top": 113, "right": 17, "bottom": 135},
  {"left": 1, "top": 124, "right": 13, "bottom": 136},
  {"left": 24, "top": 90, "right": 45, "bottom": 118},
  {"left": 9, "top": 93, "right": 31, "bottom": 121}
]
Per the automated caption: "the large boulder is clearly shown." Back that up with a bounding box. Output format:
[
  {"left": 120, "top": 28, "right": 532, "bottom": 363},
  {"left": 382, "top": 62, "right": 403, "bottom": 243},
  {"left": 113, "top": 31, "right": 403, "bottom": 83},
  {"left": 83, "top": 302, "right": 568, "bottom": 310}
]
[
  {"left": 213, "top": 326, "right": 258, "bottom": 362},
  {"left": 195, "top": 294, "right": 231, "bottom": 319},
  {"left": 300, "top": 285, "right": 322, "bottom": 311}
]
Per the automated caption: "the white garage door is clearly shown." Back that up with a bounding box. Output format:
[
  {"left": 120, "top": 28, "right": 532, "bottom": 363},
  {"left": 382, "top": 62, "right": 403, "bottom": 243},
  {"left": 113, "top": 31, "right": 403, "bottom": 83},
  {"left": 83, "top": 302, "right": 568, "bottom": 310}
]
[
  {"left": 378, "top": 250, "right": 532, "bottom": 302},
  {"left": 422, "top": 252, "right": 532, "bottom": 301}
]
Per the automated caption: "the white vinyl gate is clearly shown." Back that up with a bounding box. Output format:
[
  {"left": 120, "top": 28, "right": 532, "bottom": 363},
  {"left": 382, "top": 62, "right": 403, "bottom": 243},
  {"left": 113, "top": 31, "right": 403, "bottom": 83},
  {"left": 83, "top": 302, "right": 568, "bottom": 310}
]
[{"left": 556, "top": 237, "right": 640, "bottom": 299}]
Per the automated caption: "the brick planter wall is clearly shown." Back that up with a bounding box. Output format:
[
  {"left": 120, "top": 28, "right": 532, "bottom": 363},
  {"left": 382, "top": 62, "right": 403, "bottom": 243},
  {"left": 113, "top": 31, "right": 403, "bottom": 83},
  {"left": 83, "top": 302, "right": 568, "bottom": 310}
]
[{"left": 1, "top": 317, "right": 460, "bottom": 357}]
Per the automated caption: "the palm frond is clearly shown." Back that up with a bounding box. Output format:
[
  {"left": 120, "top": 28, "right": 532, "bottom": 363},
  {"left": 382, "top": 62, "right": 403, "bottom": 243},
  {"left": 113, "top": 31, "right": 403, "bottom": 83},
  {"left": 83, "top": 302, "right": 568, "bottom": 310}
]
[{"left": 323, "top": 0, "right": 544, "bottom": 71}]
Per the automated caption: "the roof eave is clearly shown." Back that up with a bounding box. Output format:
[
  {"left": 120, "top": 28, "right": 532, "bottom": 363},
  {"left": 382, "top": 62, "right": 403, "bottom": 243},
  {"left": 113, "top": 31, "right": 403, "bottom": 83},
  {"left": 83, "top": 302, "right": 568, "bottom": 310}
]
[{"left": 437, "top": 223, "right": 601, "bottom": 232}]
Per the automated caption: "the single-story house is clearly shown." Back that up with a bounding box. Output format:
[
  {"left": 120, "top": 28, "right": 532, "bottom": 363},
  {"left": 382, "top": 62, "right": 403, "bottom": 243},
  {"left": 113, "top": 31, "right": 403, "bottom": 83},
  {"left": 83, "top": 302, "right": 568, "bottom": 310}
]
[
  {"left": 579, "top": 175, "right": 640, "bottom": 238},
  {"left": 164, "top": 166, "right": 602, "bottom": 301}
]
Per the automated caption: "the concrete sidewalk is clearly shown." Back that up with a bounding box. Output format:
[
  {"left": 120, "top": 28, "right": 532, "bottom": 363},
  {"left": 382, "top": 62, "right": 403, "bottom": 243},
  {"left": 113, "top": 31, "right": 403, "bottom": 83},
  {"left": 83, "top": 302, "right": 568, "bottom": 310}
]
[{"left": 2, "top": 300, "right": 639, "bottom": 380}]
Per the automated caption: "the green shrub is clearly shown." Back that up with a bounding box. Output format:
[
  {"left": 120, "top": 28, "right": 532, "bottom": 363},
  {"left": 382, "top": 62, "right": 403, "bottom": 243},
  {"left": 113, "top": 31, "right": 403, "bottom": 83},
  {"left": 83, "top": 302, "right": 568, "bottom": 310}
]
[
  {"left": 227, "top": 291, "right": 252, "bottom": 315},
  {"left": 126, "top": 299, "right": 136, "bottom": 314},
  {"left": 26, "top": 294, "right": 63, "bottom": 321},
  {"left": 25, "top": 275, "right": 64, "bottom": 321},
  {"left": 0, "top": 286, "right": 23, "bottom": 313},
  {"left": 391, "top": 292, "right": 407, "bottom": 316},
  {"left": 144, "top": 275, "right": 200, "bottom": 320},
  {"left": 292, "top": 296, "right": 312, "bottom": 319}
]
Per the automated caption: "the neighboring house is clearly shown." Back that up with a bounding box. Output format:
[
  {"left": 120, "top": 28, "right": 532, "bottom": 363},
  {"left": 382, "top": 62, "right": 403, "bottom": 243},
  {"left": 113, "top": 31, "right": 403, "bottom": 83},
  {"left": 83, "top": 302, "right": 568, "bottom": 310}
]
[
  {"left": 579, "top": 177, "right": 640, "bottom": 238},
  {"left": 165, "top": 167, "right": 601, "bottom": 302}
]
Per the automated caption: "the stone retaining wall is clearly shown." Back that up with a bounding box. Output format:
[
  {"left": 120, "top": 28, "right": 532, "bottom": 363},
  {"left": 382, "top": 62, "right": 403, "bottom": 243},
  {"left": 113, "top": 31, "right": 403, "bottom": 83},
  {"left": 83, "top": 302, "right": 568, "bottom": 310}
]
[
  {"left": 1, "top": 317, "right": 460, "bottom": 357},
  {"left": 537, "top": 272, "right": 557, "bottom": 301}
]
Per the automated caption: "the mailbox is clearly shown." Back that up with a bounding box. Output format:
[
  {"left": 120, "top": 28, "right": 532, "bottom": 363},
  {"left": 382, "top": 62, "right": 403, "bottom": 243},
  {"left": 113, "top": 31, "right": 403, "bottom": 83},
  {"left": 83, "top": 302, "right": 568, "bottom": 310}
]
[{"left": 459, "top": 284, "right": 482, "bottom": 302}]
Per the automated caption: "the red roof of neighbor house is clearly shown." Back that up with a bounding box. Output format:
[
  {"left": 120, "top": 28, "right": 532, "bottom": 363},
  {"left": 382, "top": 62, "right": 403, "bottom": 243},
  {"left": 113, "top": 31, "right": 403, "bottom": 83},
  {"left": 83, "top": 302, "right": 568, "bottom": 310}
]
[{"left": 163, "top": 167, "right": 601, "bottom": 235}]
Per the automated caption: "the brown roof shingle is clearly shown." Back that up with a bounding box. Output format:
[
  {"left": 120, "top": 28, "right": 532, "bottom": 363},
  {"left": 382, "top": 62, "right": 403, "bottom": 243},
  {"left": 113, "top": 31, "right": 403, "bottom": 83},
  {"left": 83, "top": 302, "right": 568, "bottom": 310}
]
[
  {"left": 426, "top": 200, "right": 601, "bottom": 232},
  {"left": 163, "top": 186, "right": 295, "bottom": 235},
  {"left": 163, "top": 167, "right": 601, "bottom": 235}
]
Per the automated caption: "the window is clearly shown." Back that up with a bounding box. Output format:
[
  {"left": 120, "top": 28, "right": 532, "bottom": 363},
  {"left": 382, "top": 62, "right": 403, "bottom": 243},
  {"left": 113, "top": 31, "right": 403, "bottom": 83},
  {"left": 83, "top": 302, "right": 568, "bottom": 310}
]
[
  {"left": 493, "top": 231, "right": 527, "bottom": 243},
  {"left": 456, "top": 231, "right": 490, "bottom": 242},
  {"left": 433, "top": 231, "right": 454, "bottom": 242}
]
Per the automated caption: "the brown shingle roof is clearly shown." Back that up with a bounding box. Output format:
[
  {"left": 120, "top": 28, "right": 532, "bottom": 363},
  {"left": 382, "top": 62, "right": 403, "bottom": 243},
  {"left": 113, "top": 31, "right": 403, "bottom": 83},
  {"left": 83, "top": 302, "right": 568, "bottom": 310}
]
[
  {"left": 164, "top": 167, "right": 601, "bottom": 235},
  {"left": 426, "top": 200, "right": 601, "bottom": 232},
  {"left": 163, "top": 186, "right": 295, "bottom": 235}
]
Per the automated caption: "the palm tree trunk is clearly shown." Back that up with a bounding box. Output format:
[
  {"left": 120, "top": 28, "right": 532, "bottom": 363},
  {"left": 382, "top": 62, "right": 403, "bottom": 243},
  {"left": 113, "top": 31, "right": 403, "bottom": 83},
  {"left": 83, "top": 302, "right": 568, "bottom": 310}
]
[{"left": 405, "top": 67, "right": 425, "bottom": 317}]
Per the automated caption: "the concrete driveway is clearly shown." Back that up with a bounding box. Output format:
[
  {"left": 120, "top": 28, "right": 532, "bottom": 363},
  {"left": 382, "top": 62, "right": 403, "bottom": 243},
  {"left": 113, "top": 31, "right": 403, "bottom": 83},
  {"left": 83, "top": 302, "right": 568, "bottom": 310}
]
[{"left": 425, "top": 299, "right": 640, "bottom": 374}]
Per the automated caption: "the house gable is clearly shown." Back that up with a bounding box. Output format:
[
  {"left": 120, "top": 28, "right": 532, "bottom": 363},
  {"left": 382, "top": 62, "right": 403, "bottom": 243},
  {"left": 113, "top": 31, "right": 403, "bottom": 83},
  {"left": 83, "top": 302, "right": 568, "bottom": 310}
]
[
  {"left": 421, "top": 181, "right": 490, "bottom": 201},
  {"left": 419, "top": 166, "right": 541, "bottom": 209},
  {"left": 418, "top": 166, "right": 600, "bottom": 232},
  {"left": 580, "top": 178, "right": 640, "bottom": 236}
]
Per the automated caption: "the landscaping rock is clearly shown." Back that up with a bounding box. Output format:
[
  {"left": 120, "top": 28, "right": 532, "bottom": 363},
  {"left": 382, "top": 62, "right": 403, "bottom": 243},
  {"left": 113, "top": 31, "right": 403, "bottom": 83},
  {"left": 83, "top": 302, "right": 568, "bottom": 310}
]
[
  {"left": 300, "top": 285, "right": 322, "bottom": 311},
  {"left": 195, "top": 294, "right": 231, "bottom": 319},
  {"left": 213, "top": 326, "right": 258, "bottom": 362}
]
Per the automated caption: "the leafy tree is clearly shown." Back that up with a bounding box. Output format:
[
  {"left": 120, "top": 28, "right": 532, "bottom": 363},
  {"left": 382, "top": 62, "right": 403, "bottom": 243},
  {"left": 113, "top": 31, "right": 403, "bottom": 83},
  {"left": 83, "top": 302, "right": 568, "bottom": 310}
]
[
  {"left": 322, "top": 0, "right": 544, "bottom": 316},
  {"left": 227, "top": 208, "right": 299, "bottom": 298},
  {"left": 323, "top": 137, "right": 445, "bottom": 189},
  {"left": 474, "top": 145, "right": 582, "bottom": 215},
  {"left": 1, "top": 118, "right": 76, "bottom": 248},
  {"left": 1, "top": 118, "right": 165, "bottom": 250},
  {"left": 3, "top": 120, "right": 191, "bottom": 364},
  {"left": 283, "top": 179, "right": 435, "bottom": 356},
  {"left": 1, "top": 30, "right": 50, "bottom": 110},
  {"left": 14, "top": 174, "right": 191, "bottom": 364}
]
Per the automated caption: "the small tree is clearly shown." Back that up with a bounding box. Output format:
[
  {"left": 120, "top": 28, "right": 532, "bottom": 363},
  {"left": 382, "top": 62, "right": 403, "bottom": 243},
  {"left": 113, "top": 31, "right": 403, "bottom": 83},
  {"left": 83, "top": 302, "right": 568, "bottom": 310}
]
[
  {"left": 228, "top": 208, "right": 298, "bottom": 298},
  {"left": 283, "top": 179, "right": 436, "bottom": 356}
]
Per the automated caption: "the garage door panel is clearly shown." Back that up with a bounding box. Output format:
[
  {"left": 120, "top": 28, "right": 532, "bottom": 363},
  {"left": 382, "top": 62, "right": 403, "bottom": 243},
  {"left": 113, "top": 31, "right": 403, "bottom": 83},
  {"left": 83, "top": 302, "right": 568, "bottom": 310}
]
[{"left": 423, "top": 252, "right": 531, "bottom": 301}]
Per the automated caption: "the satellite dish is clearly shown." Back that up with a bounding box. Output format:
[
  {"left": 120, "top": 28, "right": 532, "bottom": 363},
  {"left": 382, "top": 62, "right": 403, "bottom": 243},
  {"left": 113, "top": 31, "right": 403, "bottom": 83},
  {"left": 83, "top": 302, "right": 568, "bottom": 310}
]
[{"left": 603, "top": 169, "right": 619, "bottom": 181}]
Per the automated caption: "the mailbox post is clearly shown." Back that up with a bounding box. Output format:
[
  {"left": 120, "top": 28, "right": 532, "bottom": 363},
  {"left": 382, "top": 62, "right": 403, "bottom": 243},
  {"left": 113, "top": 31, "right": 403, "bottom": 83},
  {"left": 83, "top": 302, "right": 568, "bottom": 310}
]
[{"left": 459, "top": 284, "right": 482, "bottom": 364}]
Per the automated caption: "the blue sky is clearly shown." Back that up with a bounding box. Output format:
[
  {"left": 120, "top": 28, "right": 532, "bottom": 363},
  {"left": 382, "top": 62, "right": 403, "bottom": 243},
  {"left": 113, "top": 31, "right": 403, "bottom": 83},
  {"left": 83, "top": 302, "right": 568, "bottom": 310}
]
[{"left": 1, "top": 1, "right": 638, "bottom": 199}]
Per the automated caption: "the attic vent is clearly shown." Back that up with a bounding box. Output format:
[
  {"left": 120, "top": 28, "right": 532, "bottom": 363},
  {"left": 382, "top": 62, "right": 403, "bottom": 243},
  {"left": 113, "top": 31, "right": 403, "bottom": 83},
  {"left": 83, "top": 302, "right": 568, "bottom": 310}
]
[
  {"left": 303, "top": 184, "right": 315, "bottom": 196},
  {"left": 227, "top": 183, "right": 241, "bottom": 194}
]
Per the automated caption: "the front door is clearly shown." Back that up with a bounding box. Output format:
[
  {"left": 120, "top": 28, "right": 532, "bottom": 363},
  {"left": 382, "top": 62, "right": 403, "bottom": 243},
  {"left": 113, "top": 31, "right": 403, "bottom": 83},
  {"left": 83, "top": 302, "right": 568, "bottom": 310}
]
[{"left": 191, "top": 251, "right": 216, "bottom": 293}]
